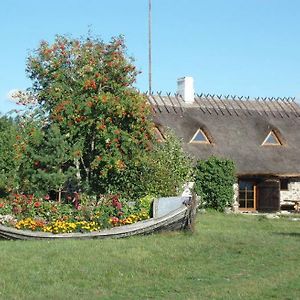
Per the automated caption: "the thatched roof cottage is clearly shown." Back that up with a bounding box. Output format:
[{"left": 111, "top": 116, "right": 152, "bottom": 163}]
[{"left": 148, "top": 77, "right": 300, "bottom": 212}]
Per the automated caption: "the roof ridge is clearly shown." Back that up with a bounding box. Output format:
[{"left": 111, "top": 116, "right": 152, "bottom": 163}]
[
  {"left": 144, "top": 92, "right": 296, "bottom": 102},
  {"left": 146, "top": 93, "right": 300, "bottom": 118}
]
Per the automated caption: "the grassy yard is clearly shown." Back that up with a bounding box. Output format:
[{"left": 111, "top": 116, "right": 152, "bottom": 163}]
[{"left": 0, "top": 212, "right": 299, "bottom": 300}]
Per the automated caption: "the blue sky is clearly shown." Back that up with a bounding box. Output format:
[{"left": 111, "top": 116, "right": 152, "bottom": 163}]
[{"left": 1, "top": 0, "right": 300, "bottom": 113}]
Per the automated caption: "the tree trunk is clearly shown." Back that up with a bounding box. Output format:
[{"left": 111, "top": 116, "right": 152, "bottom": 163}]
[
  {"left": 58, "top": 189, "right": 62, "bottom": 203},
  {"left": 75, "top": 158, "right": 82, "bottom": 184}
]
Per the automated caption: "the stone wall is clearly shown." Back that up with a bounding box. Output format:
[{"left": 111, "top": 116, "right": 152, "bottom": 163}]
[
  {"left": 280, "top": 179, "right": 300, "bottom": 205},
  {"left": 232, "top": 183, "right": 239, "bottom": 212}
]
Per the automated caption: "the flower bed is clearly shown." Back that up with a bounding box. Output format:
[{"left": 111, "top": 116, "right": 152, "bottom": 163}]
[{"left": 0, "top": 194, "right": 153, "bottom": 234}]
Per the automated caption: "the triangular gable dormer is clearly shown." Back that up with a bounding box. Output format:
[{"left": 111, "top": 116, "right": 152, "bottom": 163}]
[
  {"left": 189, "top": 128, "right": 210, "bottom": 144},
  {"left": 261, "top": 130, "right": 282, "bottom": 146}
]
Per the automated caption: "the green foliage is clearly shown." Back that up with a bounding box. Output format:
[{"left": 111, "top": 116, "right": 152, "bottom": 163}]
[
  {"left": 136, "top": 195, "right": 154, "bottom": 213},
  {"left": 0, "top": 194, "right": 73, "bottom": 221},
  {"left": 102, "top": 131, "right": 192, "bottom": 198},
  {"left": 9, "top": 34, "right": 191, "bottom": 201},
  {"left": 16, "top": 34, "right": 156, "bottom": 196},
  {"left": 144, "top": 131, "right": 192, "bottom": 196},
  {"left": 194, "top": 156, "right": 236, "bottom": 211},
  {"left": 0, "top": 116, "right": 19, "bottom": 196},
  {"left": 19, "top": 123, "right": 79, "bottom": 197}
]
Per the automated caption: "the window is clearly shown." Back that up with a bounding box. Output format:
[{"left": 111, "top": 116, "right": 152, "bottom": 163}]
[
  {"left": 261, "top": 131, "right": 282, "bottom": 146},
  {"left": 189, "top": 128, "right": 210, "bottom": 144},
  {"left": 280, "top": 179, "right": 289, "bottom": 191},
  {"left": 238, "top": 181, "right": 256, "bottom": 210}
]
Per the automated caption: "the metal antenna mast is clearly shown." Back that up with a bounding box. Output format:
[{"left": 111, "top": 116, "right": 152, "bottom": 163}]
[{"left": 148, "top": 0, "right": 152, "bottom": 94}]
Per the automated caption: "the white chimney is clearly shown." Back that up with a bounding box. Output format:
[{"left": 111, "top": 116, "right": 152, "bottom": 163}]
[{"left": 177, "top": 76, "right": 194, "bottom": 104}]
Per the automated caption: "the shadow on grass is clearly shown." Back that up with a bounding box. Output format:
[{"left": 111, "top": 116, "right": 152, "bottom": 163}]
[{"left": 273, "top": 232, "right": 300, "bottom": 238}]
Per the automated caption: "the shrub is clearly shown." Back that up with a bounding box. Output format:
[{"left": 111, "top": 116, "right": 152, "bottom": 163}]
[
  {"left": 194, "top": 156, "right": 236, "bottom": 211},
  {"left": 102, "top": 130, "right": 192, "bottom": 198},
  {"left": 145, "top": 131, "right": 192, "bottom": 197}
]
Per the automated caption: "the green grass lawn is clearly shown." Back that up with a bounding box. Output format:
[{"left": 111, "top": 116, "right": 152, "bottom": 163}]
[{"left": 0, "top": 212, "right": 299, "bottom": 300}]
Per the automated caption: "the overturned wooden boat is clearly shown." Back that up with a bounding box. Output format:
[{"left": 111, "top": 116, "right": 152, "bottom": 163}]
[{"left": 0, "top": 195, "right": 198, "bottom": 240}]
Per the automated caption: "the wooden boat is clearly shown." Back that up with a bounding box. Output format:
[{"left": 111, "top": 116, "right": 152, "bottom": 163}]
[{"left": 0, "top": 195, "right": 198, "bottom": 240}]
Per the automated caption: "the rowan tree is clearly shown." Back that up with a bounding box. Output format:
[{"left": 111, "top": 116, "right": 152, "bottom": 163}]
[{"left": 22, "top": 34, "right": 155, "bottom": 196}]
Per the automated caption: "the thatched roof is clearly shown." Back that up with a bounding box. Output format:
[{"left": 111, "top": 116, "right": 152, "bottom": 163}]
[{"left": 148, "top": 94, "right": 300, "bottom": 177}]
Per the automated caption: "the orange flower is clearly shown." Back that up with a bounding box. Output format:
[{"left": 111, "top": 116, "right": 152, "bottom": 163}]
[
  {"left": 34, "top": 202, "right": 41, "bottom": 208},
  {"left": 97, "top": 124, "right": 106, "bottom": 130},
  {"left": 84, "top": 79, "right": 97, "bottom": 90}
]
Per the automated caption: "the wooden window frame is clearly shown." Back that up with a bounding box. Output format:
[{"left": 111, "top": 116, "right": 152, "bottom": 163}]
[
  {"left": 261, "top": 131, "right": 282, "bottom": 146},
  {"left": 189, "top": 128, "right": 210, "bottom": 144},
  {"left": 238, "top": 181, "right": 257, "bottom": 211}
]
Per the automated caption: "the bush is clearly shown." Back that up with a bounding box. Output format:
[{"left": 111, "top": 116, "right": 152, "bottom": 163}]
[
  {"left": 102, "top": 130, "right": 192, "bottom": 199},
  {"left": 194, "top": 156, "right": 236, "bottom": 211},
  {"left": 145, "top": 131, "right": 192, "bottom": 196}
]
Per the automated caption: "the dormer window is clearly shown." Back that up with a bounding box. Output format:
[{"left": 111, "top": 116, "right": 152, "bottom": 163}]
[
  {"left": 189, "top": 128, "right": 210, "bottom": 144},
  {"left": 261, "top": 131, "right": 282, "bottom": 146}
]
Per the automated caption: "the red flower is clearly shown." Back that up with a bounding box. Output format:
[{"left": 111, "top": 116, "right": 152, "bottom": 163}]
[
  {"left": 34, "top": 202, "right": 41, "bottom": 208},
  {"left": 44, "top": 194, "right": 50, "bottom": 200},
  {"left": 110, "top": 216, "right": 119, "bottom": 225},
  {"left": 0, "top": 203, "right": 4, "bottom": 208},
  {"left": 112, "top": 197, "right": 122, "bottom": 210}
]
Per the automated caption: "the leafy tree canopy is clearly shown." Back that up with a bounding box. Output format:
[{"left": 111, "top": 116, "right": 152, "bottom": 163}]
[
  {"left": 0, "top": 116, "right": 19, "bottom": 195},
  {"left": 15, "top": 34, "right": 155, "bottom": 197}
]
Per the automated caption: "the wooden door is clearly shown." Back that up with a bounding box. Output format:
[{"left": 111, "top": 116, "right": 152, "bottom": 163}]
[{"left": 257, "top": 179, "right": 280, "bottom": 212}]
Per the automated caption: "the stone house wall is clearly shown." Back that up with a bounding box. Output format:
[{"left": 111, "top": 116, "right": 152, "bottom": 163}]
[
  {"left": 232, "top": 183, "right": 239, "bottom": 212},
  {"left": 280, "top": 179, "right": 300, "bottom": 205}
]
